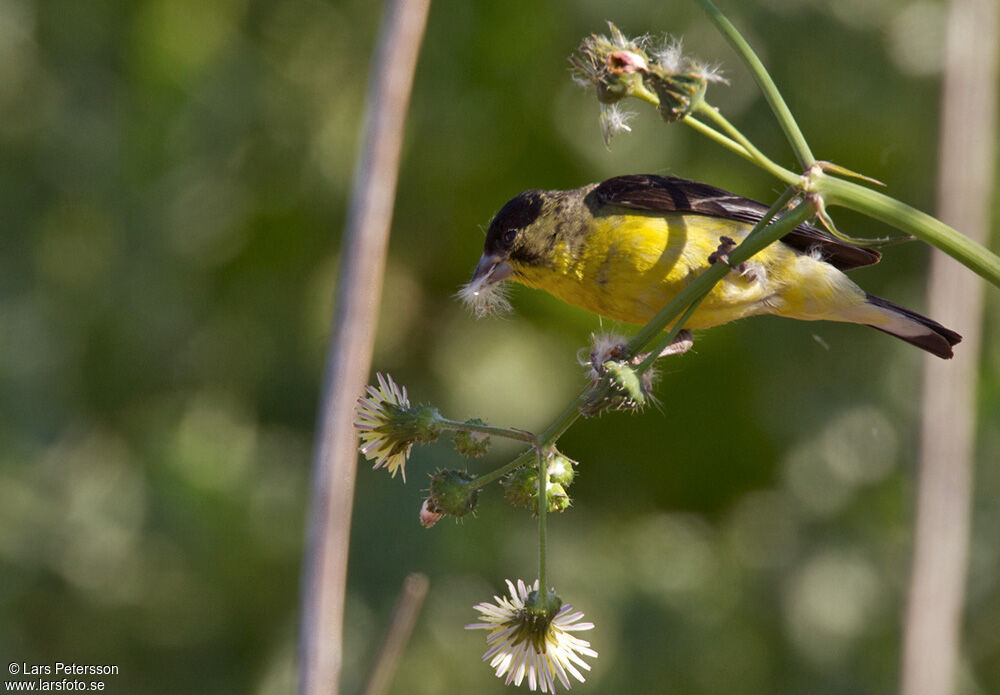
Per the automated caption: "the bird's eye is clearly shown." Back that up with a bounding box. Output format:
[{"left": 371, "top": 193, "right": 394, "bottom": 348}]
[{"left": 502, "top": 229, "right": 517, "bottom": 245}]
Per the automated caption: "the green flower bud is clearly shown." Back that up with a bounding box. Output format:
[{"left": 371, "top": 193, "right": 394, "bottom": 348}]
[
  {"left": 570, "top": 23, "right": 726, "bottom": 142},
  {"left": 546, "top": 482, "right": 571, "bottom": 513},
  {"left": 502, "top": 466, "right": 538, "bottom": 509},
  {"left": 502, "top": 466, "right": 572, "bottom": 514},
  {"left": 453, "top": 419, "right": 491, "bottom": 457},
  {"left": 547, "top": 453, "right": 577, "bottom": 487},
  {"left": 525, "top": 587, "right": 563, "bottom": 621},
  {"left": 580, "top": 360, "right": 655, "bottom": 416},
  {"left": 427, "top": 469, "right": 478, "bottom": 518},
  {"left": 604, "top": 360, "right": 645, "bottom": 403},
  {"left": 389, "top": 404, "right": 443, "bottom": 444},
  {"left": 646, "top": 68, "right": 707, "bottom": 123}
]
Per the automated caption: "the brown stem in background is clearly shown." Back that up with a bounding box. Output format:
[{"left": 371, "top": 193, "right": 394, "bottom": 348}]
[
  {"left": 297, "top": 1, "right": 431, "bottom": 693},
  {"left": 362, "top": 574, "right": 431, "bottom": 695},
  {"left": 901, "top": 1, "right": 997, "bottom": 694}
]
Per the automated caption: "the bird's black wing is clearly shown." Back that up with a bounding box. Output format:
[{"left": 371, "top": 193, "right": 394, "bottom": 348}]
[{"left": 592, "top": 174, "right": 881, "bottom": 271}]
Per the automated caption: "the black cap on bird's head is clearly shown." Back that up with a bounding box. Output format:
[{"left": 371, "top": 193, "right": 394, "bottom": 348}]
[{"left": 470, "top": 190, "right": 544, "bottom": 286}]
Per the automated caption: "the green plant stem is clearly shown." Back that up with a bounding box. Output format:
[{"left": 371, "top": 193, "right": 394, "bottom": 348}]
[
  {"left": 685, "top": 1, "right": 1000, "bottom": 286},
  {"left": 437, "top": 417, "right": 536, "bottom": 444},
  {"left": 695, "top": 101, "right": 799, "bottom": 183},
  {"left": 692, "top": 0, "right": 816, "bottom": 169},
  {"left": 537, "top": 391, "right": 597, "bottom": 443},
  {"left": 683, "top": 116, "right": 754, "bottom": 161},
  {"left": 637, "top": 299, "right": 704, "bottom": 374},
  {"left": 816, "top": 175, "right": 1000, "bottom": 288},
  {"left": 464, "top": 391, "right": 596, "bottom": 492},
  {"left": 687, "top": 100, "right": 1000, "bottom": 288},
  {"left": 466, "top": 448, "right": 536, "bottom": 490},
  {"left": 537, "top": 450, "right": 548, "bottom": 591}
]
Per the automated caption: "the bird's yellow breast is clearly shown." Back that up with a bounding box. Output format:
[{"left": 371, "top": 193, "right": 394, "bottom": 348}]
[{"left": 511, "top": 211, "right": 864, "bottom": 328}]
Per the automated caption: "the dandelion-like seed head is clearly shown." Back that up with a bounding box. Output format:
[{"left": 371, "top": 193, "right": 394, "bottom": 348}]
[
  {"left": 467, "top": 579, "right": 597, "bottom": 693},
  {"left": 649, "top": 34, "right": 727, "bottom": 85},
  {"left": 571, "top": 23, "right": 727, "bottom": 131},
  {"left": 354, "top": 373, "right": 441, "bottom": 482},
  {"left": 457, "top": 274, "right": 513, "bottom": 318},
  {"left": 570, "top": 23, "right": 658, "bottom": 107}
]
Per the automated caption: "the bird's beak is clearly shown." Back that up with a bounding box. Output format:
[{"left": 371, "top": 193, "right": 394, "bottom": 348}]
[{"left": 470, "top": 253, "right": 513, "bottom": 285}]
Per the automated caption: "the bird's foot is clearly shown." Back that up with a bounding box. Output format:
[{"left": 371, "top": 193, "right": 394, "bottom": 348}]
[{"left": 708, "top": 236, "right": 747, "bottom": 273}]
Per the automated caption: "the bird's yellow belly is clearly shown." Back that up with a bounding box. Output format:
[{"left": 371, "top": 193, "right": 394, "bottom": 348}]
[{"left": 512, "top": 212, "right": 864, "bottom": 329}]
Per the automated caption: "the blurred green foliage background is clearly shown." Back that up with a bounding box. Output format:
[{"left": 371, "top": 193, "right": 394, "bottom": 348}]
[{"left": 1, "top": 0, "right": 999, "bottom": 693}]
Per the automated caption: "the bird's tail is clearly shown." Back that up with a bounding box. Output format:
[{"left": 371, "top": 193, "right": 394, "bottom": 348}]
[{"left": 853, "top": 294, "right": 962, "bottom": 359}]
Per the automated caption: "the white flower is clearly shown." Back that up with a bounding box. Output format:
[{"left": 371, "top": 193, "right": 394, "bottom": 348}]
[
  {"left": 354, "top": 372, "right": 415, "bottom": 481},
  {"left": 466, "top": 579, "right": 597, "bottom": 692}
]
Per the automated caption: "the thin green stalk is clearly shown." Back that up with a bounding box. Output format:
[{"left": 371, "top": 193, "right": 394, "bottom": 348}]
[
  {"left": 744, "top": 184, "right": 800, "bottom": 234},
  {"left": 686, "top": 100, "right": 1000, "bottom": 287},
  {"left": 537, "top": 391, "right": 596, "bottom": 443},
  {"left": 695, "top": 101, "right": 799, "bottom": 183},
  {"left": 464, "top": 392, "right": 596, "bottom": 492},
  {"left": 466, "top": 448, "right": 536, "bottom": 490},
  {"left": 637, "top": 299, "right": 704, "bottom": 374},
  {"left": 817, "top": 175, "right": 1000, "bottom": 287},
  {"left": 438, "top": 417, "right": 536, "bottom": 444},
  {"left": 537, "top": 450, "right": 548, "bottom": 592},
  {"left": 693, "top": 0, "right": 816, "bottom": 169},
  {"left": 683, "top": 115, "right": 755, "bottom": 161}
]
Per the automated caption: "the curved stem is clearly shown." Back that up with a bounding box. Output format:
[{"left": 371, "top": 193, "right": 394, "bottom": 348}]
[
  {"left": 299, "top": 0, "right": 431, "bottom": 692},
  {"left": 817, "top": 175, "right": 1000, "bottom": 287},
  {"left": 692, "top": 0, "right": 816, "bottom": 169}
]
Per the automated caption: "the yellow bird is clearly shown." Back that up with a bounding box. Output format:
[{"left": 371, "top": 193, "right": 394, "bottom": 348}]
[{"left": 465, "top": 174, "right": 961, "bottom": 358}]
